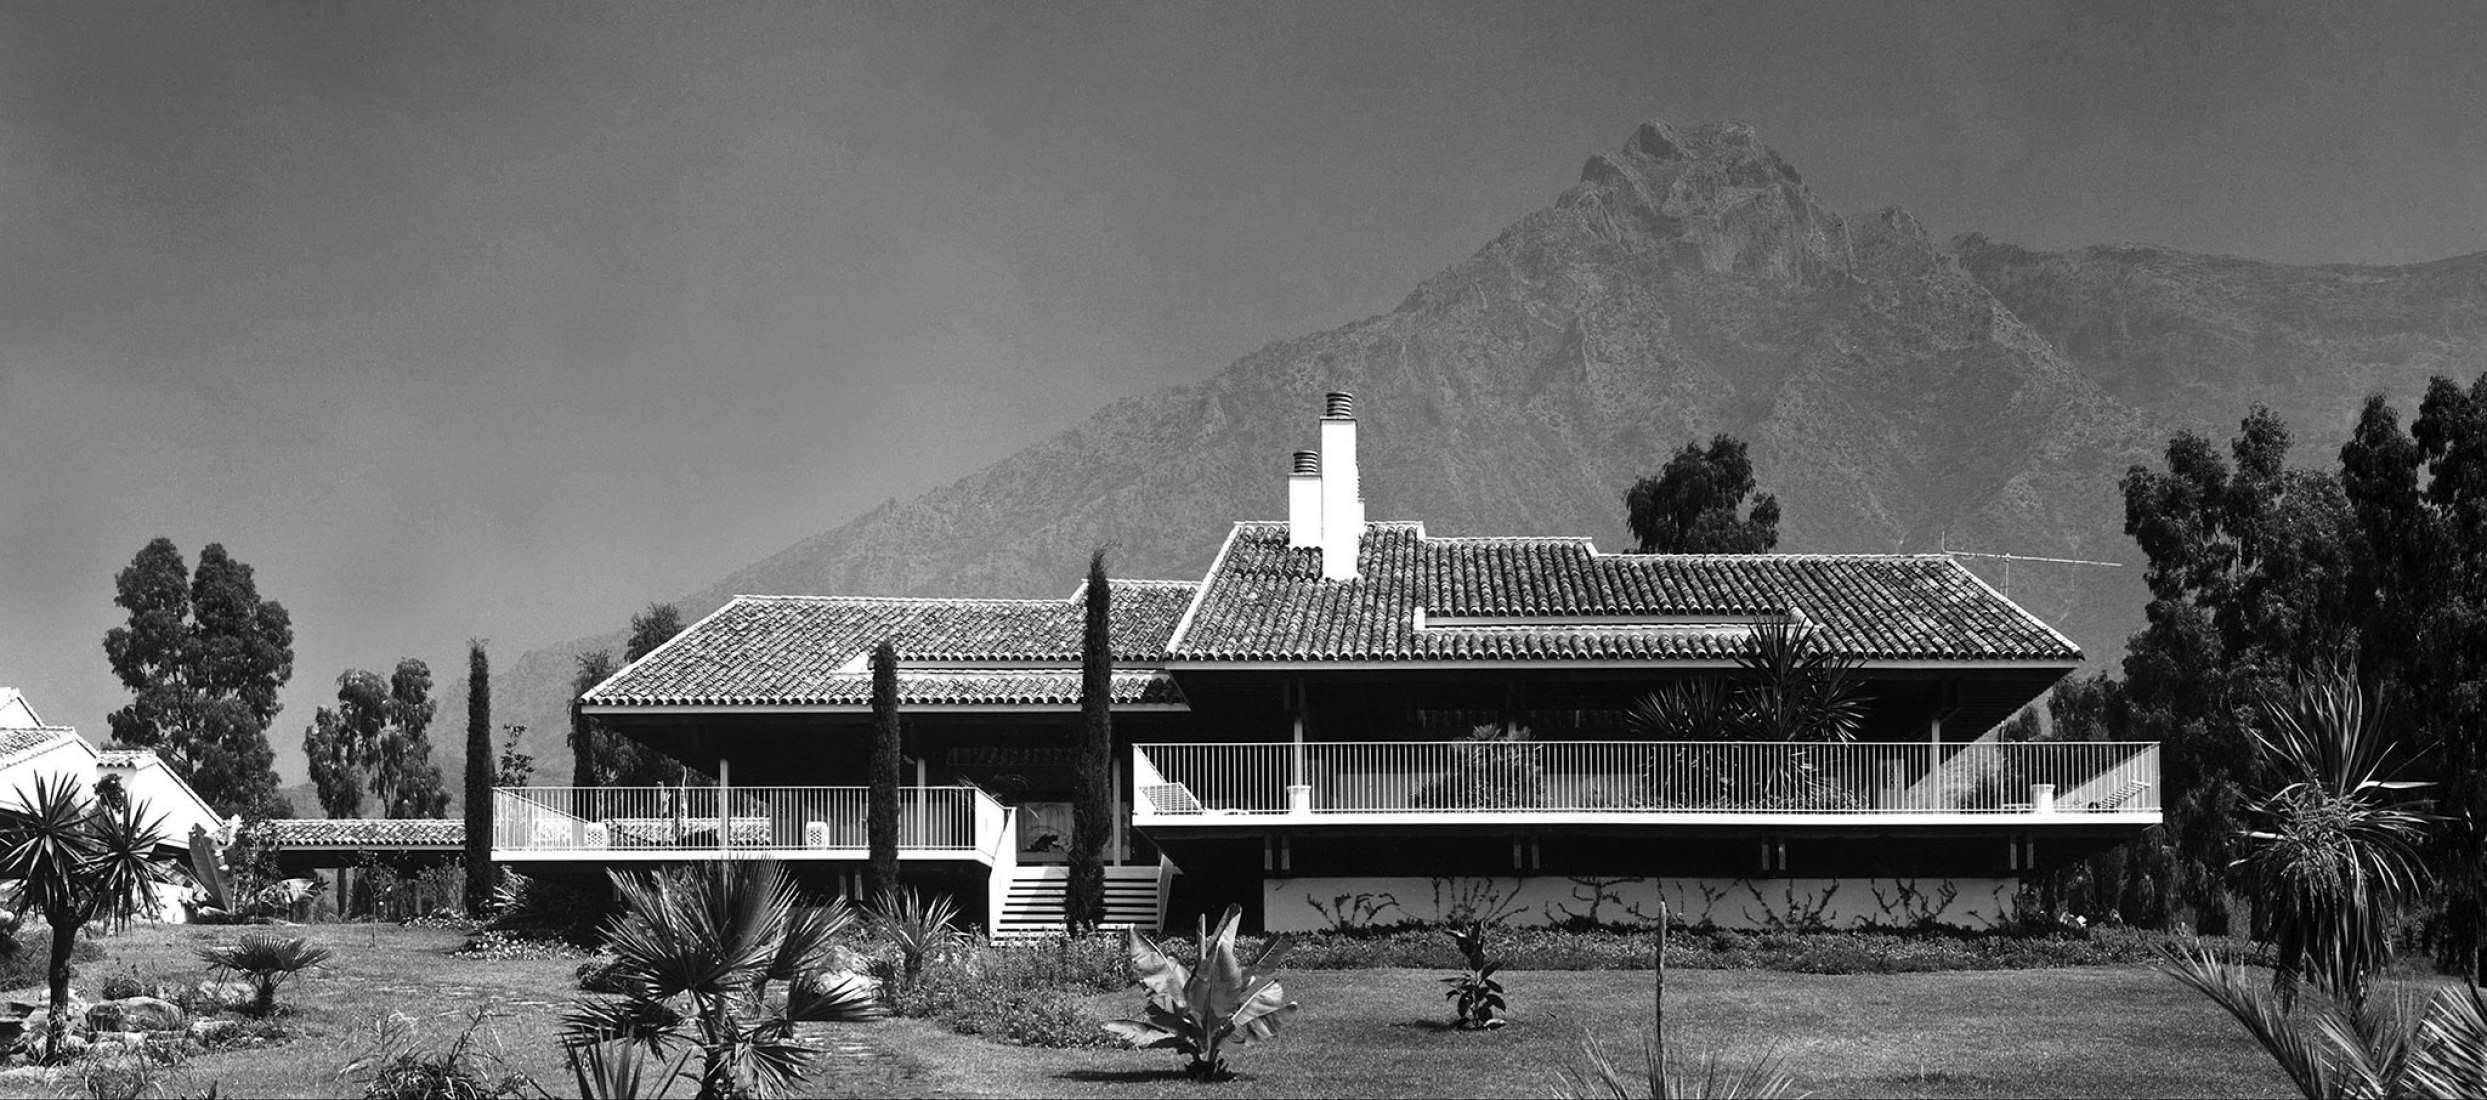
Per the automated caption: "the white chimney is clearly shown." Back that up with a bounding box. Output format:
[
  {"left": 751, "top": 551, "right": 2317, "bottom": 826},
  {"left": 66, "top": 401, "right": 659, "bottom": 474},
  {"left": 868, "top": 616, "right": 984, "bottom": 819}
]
[
  {"left": 1288, "top": 450, "right": 1322, "bottom": 548},
  {"left": 1319, "top": 392, "right": 1362, "bottom": 580}
]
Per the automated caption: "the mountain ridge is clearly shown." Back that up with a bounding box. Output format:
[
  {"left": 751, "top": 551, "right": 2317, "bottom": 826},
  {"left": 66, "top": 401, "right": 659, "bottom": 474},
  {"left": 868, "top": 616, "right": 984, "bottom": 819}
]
[{"left": 431, "top": 120, "right": 2487, "bottom": 790}]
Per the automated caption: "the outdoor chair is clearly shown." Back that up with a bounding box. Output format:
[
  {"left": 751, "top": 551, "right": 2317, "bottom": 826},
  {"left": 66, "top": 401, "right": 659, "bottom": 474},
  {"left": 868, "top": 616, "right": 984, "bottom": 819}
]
[
  {"left": 1138, "top": 782, "right": 1204, "bottom": 814},
  {"left": 2085, "top": 780, "right": 2152, "bottom": 811}
]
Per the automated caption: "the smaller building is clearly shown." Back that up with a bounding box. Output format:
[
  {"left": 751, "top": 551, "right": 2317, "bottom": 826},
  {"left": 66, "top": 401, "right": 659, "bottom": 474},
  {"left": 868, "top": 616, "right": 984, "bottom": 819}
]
[{"left": 0, "top": 689, "right": 225, "bottom": 920}]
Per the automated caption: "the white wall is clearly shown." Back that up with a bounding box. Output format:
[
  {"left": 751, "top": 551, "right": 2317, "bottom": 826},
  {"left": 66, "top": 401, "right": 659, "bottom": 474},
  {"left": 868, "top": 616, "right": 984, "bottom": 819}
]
[{"left": 1262, "top": 874, "right": 2020, "bottom": 932}]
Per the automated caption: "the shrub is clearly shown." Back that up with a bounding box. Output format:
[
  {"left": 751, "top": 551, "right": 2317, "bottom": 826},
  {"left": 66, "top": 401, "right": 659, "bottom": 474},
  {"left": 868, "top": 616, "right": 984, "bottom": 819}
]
[
  {"left": 452, "top": 930, "right": 593, "bottom": 962},
  {"left": 340, "top": 1011, "right": 528, "bottom": 1100},
  {"left": 1258, "top": 922, "right": 2229, "bottom": 974},
  {"left": 1441, "top": 923, "right": 1508, "bottom": 1030},
  {"left": 196, "top": 934, "right": 333, "bottom": 1016},
  {"left": 573, "top": 958, "right": 628, "bottom": 994},
  {"left": 883, "top": 936, "right": 1125, "bottom": 1049},
  {"left": 483, "top": 872, "right": 603, "bottom": 945}
]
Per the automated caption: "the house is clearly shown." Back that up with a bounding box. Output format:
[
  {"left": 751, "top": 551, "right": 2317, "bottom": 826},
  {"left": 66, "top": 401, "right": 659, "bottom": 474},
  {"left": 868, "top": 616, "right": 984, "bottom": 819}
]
[
  {"left": 0, "top": 689, "right": 225, "bottom": 919},
  {"left": 497, "top": 395, "right": 2158, "bottom": 934}
]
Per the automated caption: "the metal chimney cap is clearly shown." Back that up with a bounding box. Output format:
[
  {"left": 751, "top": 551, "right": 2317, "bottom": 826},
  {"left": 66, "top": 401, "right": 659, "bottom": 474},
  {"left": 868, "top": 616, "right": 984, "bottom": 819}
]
[
  {"left": 1291, "top": 450, "right": 1321, "bottom": 475},
  {"left": 1323, "top": 391, "right": 1356, "bottom": 419}
]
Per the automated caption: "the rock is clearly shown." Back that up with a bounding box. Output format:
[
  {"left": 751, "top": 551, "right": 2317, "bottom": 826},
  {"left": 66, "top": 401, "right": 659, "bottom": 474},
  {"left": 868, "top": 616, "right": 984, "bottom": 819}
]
[
  {"left": 192, "top": 979, "right": 254, "bottom": 1010},
  {"left": 188, "top": 1019, "right": 237, "bottom": 1045},
  {"left": 85, "top": 997, "right": 183, "bottom": 1034},
  {"left": 53, "top": 1034, "right": 85, "bottom": 1058}
]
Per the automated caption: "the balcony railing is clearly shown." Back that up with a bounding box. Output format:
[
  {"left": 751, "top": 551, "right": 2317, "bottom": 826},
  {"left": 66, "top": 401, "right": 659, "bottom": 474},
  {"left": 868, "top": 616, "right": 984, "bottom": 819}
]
[
  {"left": 492, "top": 785, "right": 1009, "bottom": 857},
  {"left": 1131, "top": 741, "right": 2159, "bottom": 819}
]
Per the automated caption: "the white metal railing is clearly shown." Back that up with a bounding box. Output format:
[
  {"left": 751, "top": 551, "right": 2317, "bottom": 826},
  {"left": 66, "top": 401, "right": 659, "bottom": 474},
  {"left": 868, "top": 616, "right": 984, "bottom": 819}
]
[
  {"left": 1131, "top": 741, "right": 2160, "bottom": 816},
  {"left": 491, "top": 786, "right": 998, "bottom": 853}
]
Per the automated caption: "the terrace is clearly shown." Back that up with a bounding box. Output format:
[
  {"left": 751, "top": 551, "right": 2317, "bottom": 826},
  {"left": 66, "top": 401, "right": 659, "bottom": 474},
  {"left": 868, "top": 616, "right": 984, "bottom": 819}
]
[
  {"left": 490, "top": 785, "right": 1016, "bottom": 863},
  {"left": 1130, "top": 740, "right": 2160, "bottom": 828}
]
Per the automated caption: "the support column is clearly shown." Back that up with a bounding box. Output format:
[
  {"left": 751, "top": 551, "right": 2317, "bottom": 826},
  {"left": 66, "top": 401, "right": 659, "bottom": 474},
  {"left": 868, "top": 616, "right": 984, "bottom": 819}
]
[
  {"left": 1287, "top": 678, "right": 1311, "bottom": 816},
  {"left": 718, "top": 756, "right": 732, "bottom": 855}
]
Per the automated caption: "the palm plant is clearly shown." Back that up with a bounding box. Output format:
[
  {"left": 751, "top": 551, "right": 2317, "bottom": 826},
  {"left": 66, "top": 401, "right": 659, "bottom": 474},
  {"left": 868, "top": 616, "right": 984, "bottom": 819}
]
[
  {"left": 867, "top": 886, "right": 962, "bottom": 992},
  {"left": 2236, "top": 672, "right": 2435, "bottom": 1008},
  {"left": 197, "top": 934, "right": 334, "bottom": 1015},
  {"left": 1630, "top": 622, "right": 1865, "bottom": 746},
  {"left": 0, "top": 772, "right": 170, "bottom": 1061},
  {"left": 562, "top": 861, "right": 878, "bottom": 1100},
  {"left": 2161, "top": 942, "right": 2487, "bottom": 1100}
]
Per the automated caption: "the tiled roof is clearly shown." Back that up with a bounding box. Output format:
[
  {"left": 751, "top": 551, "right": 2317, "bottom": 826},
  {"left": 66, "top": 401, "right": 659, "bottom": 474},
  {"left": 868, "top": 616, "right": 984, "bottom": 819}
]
[
  {"left": 586, "top": 580, "right": 1197, "bottom": 709},
  {"left": 265, "top": 818, "right": 465, "bottom": 848},
  {"left": 95, "top": 750, "right": 158, "bottom": 769},
  {"left": 0, "top": 727, "right": 79, "bottom": 770},
  {"left": 1166, "top": 523, "right": 2080, "bottom": 663}
]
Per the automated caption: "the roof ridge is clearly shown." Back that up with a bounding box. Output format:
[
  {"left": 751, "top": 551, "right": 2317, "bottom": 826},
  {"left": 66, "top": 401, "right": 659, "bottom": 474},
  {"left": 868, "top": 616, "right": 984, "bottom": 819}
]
[{"left": 731, "top": 593, "right": 1068, "bottom": 605}]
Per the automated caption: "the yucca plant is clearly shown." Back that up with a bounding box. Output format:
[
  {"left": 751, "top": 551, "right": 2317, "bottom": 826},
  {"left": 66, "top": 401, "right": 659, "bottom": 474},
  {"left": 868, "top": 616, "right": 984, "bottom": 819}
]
[
  {"left": 196, "top": 934, "right": 334, "bottom": 1016},
  {"left": 2234, "top": 672, "right": 2436, "bottom": 1009},
  {"left": 867, "top": 886, "right": 962, "bottom": 992},
  {"left": 0, "top": 772, "right": 171, "bottom": 1061},
  {"left": 562, "top": 861, "right": 881, "bottom": 1100},
  {"left": 1552, "top": 901, "right": 1803, "bottom": 1100},
  {"left": 1102, "top": 903, "right": 1298, "bottom": 1081},
  {"left": 1442, "top": 922, "right": 1508, "bottom": 1030}
]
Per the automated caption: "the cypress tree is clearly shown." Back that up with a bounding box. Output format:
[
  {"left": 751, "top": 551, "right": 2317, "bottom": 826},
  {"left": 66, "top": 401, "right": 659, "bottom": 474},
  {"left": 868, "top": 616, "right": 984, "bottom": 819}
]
[
  {"left": 868, "top": 640, "right": 902, "bottom": 898},
  {"left": 1068, "top": 549, "right": 1113, "bottom": 933},
  {"left": 463, "top": 639, "right": 494, "bottom": 915}
]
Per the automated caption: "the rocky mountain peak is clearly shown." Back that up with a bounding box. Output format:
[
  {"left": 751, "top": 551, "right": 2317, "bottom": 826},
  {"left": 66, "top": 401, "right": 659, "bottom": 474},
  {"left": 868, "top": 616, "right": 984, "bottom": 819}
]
[{"left": 1560, "top": 119, "right": 1852, "bottom": 287}]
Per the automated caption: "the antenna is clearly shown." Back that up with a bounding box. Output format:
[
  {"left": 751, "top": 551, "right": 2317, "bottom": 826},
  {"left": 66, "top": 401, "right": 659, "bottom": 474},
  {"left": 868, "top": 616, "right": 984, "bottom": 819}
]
[{"left": 1938, "top": 529, "right": 2122, "bottom": 600}]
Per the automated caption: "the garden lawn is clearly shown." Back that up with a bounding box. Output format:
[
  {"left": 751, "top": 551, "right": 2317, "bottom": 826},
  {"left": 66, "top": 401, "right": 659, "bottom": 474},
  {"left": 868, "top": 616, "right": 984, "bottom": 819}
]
[
  {"left": 0, "top": 925, "right": 2314, "bottom": 1098},
  {"left": 0, "top": 922, "right": 585, "bottom": 1099},
  {"left": 863, "top": 966, "right": 2305, "bottom": 1100}
]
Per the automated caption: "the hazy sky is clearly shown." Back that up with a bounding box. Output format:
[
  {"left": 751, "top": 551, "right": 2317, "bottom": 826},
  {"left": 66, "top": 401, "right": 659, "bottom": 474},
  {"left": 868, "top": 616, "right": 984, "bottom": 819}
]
[{"left": 5, "top": 2, "right": 2484, "bottom": 779}]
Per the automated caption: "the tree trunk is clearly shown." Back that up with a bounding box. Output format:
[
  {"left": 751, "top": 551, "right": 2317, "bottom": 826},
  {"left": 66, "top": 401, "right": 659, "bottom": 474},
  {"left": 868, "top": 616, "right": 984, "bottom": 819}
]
[{"left": 44, "top": 911, "right": 75, "bottom": 1063}]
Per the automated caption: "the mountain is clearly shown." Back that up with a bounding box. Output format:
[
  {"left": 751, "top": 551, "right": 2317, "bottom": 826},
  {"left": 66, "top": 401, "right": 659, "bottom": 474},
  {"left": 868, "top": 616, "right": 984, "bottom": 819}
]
[
  {"left": 1953, "top": 236, "right": 2487, "bottom": 453},
  {"left": 439, "top": 120, "right": 2487, "bottom": 787}
]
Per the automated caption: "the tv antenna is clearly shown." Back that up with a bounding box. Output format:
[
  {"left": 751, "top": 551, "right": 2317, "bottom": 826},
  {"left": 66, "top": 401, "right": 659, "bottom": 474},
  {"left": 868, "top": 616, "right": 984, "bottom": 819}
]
[{"left": 1938, "top": 531, "right": 2122, "bottom": 600}]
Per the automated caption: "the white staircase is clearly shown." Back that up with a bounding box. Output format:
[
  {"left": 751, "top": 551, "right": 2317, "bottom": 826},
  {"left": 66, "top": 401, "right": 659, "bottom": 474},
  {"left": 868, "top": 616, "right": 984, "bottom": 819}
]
[{"left": 992, "top": 864, "right": 1162, "bottom": 941}]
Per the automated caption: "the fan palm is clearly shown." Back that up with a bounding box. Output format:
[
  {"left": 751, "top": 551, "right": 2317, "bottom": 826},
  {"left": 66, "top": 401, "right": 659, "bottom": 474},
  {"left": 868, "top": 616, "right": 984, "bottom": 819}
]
[
  {"left": 0, "top": 772, "right": 170, "bottom": 1062},
  {"left": 2236, "top": 672, "right": 2435, "bottom": 1008},
  {"left": 562, "top": 861, "right": 879, "bottom": 1099}
]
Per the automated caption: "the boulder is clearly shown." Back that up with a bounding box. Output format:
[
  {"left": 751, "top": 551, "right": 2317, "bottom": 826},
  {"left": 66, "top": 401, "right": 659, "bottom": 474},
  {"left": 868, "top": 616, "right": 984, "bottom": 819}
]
[
  {"left": 188, "top": 1019, "right": 237, "bottom": 1045},
  {"left": 192, "top": 979, "right": 255, "bottom": 1011},
  {"left": 85, "top": 997, "right": 184, "bottom": 1034}
]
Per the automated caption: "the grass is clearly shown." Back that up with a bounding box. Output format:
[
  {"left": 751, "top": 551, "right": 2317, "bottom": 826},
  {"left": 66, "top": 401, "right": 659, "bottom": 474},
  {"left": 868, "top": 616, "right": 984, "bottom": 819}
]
[
  {"left": 0, "top": 924, "right": 2316, "bottom": 1098},
  {"left": 869, "top": 967, "right": 2305, "bottom": 1099},
  {"left": 0, "top": 922, "right": 578, "bottom": 1098}
]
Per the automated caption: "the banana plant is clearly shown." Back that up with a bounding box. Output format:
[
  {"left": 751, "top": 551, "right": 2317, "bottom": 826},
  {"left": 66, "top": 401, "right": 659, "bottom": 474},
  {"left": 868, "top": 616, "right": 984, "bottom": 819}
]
[
  {"left": 1442, "top": 922, "right": 1508, "bottom": 1030},
  {"left": 1102, "top": 904, "right": 1298, "bottom": 1081}
]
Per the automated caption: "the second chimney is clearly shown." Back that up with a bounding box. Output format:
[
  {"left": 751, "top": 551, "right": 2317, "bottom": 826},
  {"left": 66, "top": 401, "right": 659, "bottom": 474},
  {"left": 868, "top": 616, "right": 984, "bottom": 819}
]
[
  {"left": 1319, "top": 392, "right": 1362, "bottom": 580},
  {"left": 1288, "top": 450, "right": 1321, "bottom": 548}
]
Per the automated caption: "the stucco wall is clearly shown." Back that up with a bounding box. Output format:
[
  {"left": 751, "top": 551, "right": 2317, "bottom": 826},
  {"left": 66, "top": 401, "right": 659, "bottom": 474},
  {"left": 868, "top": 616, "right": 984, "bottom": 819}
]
[{"left": 1262, "top": 874, "right": 2021, "bottom": 932}]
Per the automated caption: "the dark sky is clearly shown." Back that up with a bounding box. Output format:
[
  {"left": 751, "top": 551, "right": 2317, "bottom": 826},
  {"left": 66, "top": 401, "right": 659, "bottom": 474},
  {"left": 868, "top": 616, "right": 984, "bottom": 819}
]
[{"left": 5, "top": 2, "right": 2483, "bottom": 779}]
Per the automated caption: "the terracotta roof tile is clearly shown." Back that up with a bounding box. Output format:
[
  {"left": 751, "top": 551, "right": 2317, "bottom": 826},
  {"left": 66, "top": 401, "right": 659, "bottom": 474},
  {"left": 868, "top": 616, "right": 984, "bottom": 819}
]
[
  {"left": 266, "top": 818, "right": 464, "bottom": 848},
  {"left": 1168, "top": 522, "right": 2080, "bottom": 663},
  {"left": 586, "top": 580, "right": 1196, "bottom": 709}
]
